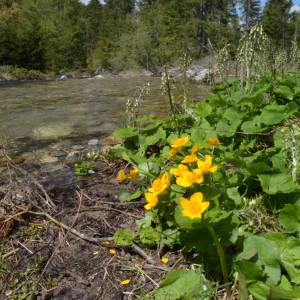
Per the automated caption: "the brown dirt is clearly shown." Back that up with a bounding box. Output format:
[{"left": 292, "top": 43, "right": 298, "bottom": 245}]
[{"left": 0, "top": 160, "right": 171, "bottom": 300}]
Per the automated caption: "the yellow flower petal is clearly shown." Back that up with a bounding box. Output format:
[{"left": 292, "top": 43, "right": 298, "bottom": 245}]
[
  {"left": 193, "top": 169, "right": 204, "bottom": 184},
  {"left": 197, "top": 155, "right": 218, "bottom": 174},
  {"left": 148, "top": 172, "right": 170, "bottom": 195},
  {"left": 191, "top": 145, "right": 200, "bottom": 154},
  {"left": 102, "top": 241, "right": 111, "bottom": 246},
  {"left": 210, "top": 165, "right": 218, "bottom": 173},
  {"left": 206, "top": 137, "right": 221, "bottom": 146},
  {"left": 176, "top": 170, "right": 195, "bottom": 187},
  {"left": 109, "top": 249, "right": 116, "bottom": 255},
  {"left": 171, "top": 136, "right": 189, "bottom": 149},
  {"left": 120, "top": 279, "right": 131, "bottom": 285},
  {"left": 161, "top": 257, "right": 169, "bottom": 264},
  {"left": 116, "top": 169, "right": 127, "bottom": 182},
  {"left": 128, "top": 166, "right": 139, "bottom": 179},
  {"left": 144, "top": 192, "right": 158, "bottom": 210},
  {"left": 181, "top": 154, "right": 198, "bottom": 164},
  {"left": 170, "top": 164, "right": 188, "bottom": 177},
  {"left": 168, "top": 148, "right": 178, "bottom": 160},
  {"left": 179, "top": 192, "right": 209, "bottom": 220}
]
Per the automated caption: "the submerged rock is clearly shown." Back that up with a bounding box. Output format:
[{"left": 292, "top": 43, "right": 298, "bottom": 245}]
[
  {"left": 32, "top": 123, "right": 73, "bottom": 140},
  {"left": 39, "top": 153, "right": 58, "bottom": 164},
  {"left": 88, "top": 139, "right": 99, "bottom": 146}
]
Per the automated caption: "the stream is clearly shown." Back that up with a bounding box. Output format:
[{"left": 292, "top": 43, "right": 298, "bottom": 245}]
[{"left": 0, "top": 76, "right": 208, "bottom": 162}]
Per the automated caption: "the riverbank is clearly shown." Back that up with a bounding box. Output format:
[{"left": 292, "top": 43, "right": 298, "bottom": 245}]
[
  {"left": 0, "top": 62, "right": 213, "bottom": 82},
  {"left": 0, "top": 141, "right": 187, "bottom": 299}
]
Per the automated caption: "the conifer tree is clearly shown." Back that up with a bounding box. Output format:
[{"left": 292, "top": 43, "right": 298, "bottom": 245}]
[
  {"left": 263, "top": 0, "right": 292, "bottom": 47},
  {"left": 239, "top": 0, "right": 261, "bottom": 31}
]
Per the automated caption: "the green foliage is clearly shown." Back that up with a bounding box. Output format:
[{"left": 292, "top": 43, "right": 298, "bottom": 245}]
[
  {"left": 0, "top": 0, "right": 299, "bottom": 72},
  {"left": 154, "top": 269, "right": 213, "bottom": 300},
  {"left": 239, "top": 0, "right": 261, "bottom": 31},
  {"left": 262, "top": 0, "right": 293, "bottom": 48},
  {"left": 113, "top": 228, "right": 136, "bottom": 246},
  {"left": 237, "top": 233, "right": 300, "bottom": 299},
  {"left": 74, "top": 161, "right": 95, "bottom": 176},
  {"left": 279, "top": 201, "right": 300, "bottom": 233},
  {"left": 114, "top": 73, "right": 300, "bottom": 298}
]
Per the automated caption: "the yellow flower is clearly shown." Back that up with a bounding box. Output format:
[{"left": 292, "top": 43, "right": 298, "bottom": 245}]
[
  {"left": 197, "top": 155, "right": 218, "bottom": 174},
  {"left": 170, "top": 164, "right": 188, "bottom": 176},
  {"left": 144, "top": 192, "right": 159, "bottom": 210},
  {"left": 181, "top": 154, "right": 198, "bottom": 164},
  {"left": 206, "top": 137, "right": 221, "bottom": 146},
  {"left": 102, "top": 241, "right": 111, "bottom": 246},
  {"left": 161, "top": 257, "right": 169, "bottom": 264},
  {"left": 149, "top": 172, "right": 170, "bottom": 195},
  {"left": 192, "top": 169, "right": 204, "bottom": 184},
  {"left": 171, "top": 136, "right": 189, "bottom": 149},
  {"left": 176, "top": 170, "right": 195, "bottom": 187},
  {"left": 179, "top": 192, "right": 210, "bottom": 220},
  {"left": 168, "top": 148, "right": 178, "bottom": 160},
  {"left": 190, "top": 145, "right": 200, "bottom": 154},
  {"left": 120, "top": 279, "right": 131, "bottom": 285},
  {"left": 109, "top": 248, "right": 117, "bottom": 255},
  {"left": 116, "top": 169, "right": 127, "bottom": 182},
  {"left": 128, "top": 166, "right": 139, "bottom": 179}
]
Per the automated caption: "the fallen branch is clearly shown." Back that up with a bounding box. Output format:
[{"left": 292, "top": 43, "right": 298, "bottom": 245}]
[
  {"left": 24, "top": 209, "right": 111, "bottom": 244},
  {"left": 20, "top": 208, "right": 156, "bottom": 264}
]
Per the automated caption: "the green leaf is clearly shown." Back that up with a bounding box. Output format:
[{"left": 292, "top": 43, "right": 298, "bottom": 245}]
[
  {"left": 113, "top": 127, "right": 138, "bottom": 138},
  {"left": 267, "top": 233, "right": 300, "bottom": 285},
  {"left": 155, "top": 270, "right": 211, "bottom": 300},
  {"left": 139, "top": 226, "right": 161, "bottom": 246},
  {"left": 246, "top": 162, "right": 273, "bottom": 175},
  {"left": 216, "top": 118, "right": 241, "bottom": 137},
  {"left": 227, "top": 187, "right": 242, "bottom": 206},
  {"left": 161, "top": 229, "right": 180, "bottom": 247},
  {"left": 274, "top": 85, "right": 294, "bottom": 101},
  {"left": 238, "top": 234, "right": 281, "bottom": 284},
  {"left": 144, "top": 127, "right": 166, "bottom": 146},
  {"left": 241, "top": 117, "right": 267, "bottom": 133},
  {"left": 191, "top": 119, "right": 215, "bottom": 145},
  {"left": 223, "top": 106, "right": 247, "bottom": 121},
  {"left": 113, "top": 229, "right": 136, "bottom": 246},
  {"left": 119, "top": 190, "right": 142, "bottom": 202},
  {"left": 258, "top": 173, "right": 300, "bottom": 194},
  {"left": 248, "top": 281, "right": 271, "bottom": 300},
  {"left": 258, "top": 103, "right": 298, "bottom": 125},
  {"left": 279, "top": 201, "right": 300, "bottom": 233},
  {"left": 195, "top": 102, "right": 212, "bottom": 118}
]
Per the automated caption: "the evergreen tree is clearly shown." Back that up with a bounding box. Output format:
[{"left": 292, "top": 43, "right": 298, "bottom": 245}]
[
  {"left": 263, "top": 0, "right": 293, "bottom": 48},
  {"left": 85, "top": 0, "right": 102, "bottom": 58},
  {"left": 239, "top": 0, "right": 261, "bottom": 31},
  {"left": 91, "top": 0, "right": 135, "bottom": 68}
]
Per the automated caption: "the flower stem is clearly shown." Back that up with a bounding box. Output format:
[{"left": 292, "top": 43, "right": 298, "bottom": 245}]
[{"left": 207, "top": 224, "right": 231, "bottom": 298}]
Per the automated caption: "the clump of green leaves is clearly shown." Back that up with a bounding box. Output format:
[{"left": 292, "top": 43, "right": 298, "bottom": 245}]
[
  {"left": 113, "top": 72, "right": 300, "bottom": 299},
  {"left": 74, "top": 161, "right": 95, "bottom": 176}
]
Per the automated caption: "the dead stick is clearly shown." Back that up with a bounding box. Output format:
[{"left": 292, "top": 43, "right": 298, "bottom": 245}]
[
  {"left": 25, "top": 210, "right": 111, "bottom": 244},
  {"left": 22, "top": 209, "right": 155, "bottom": 263}
]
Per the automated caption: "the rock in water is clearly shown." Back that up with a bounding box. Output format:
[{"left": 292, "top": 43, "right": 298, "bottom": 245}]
[
  {"left": 32, "top": 123, "right": 73, "bottom": 140},
  {"left": 88, "top": 139, "right": 99, "bottom": 146}
]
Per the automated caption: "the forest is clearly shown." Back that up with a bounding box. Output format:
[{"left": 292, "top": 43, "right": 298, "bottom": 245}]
[
  {"left": 2, "top": 1, "right": 300, "bottom": 299},
  {"left": 0, "top": 0, "right": 299, "bottom": 72}
]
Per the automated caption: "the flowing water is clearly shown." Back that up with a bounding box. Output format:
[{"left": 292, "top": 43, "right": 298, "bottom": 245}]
[{"left": 0, "top": 76, "right": 209, "bottom": 158}]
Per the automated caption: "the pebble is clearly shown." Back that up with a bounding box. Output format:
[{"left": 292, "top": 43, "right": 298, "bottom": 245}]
[{"left": 88, "top": 139, "right": 99, "bottom": 146}]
